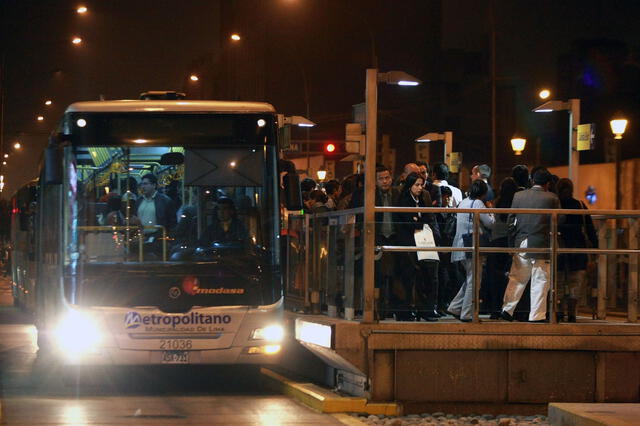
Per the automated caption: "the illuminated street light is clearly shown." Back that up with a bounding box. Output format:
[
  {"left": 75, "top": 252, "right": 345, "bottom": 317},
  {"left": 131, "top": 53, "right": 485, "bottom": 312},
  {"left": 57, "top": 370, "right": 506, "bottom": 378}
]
[
  {"left": 415, "top": 131, "right": 453, "bottom": 164},
  {"left": 378, "top": 70, "right": 422, "bottom": 86},
  {"left": 610, "top": 118, "right": 628, "bottom": 140},
  {"left": 72, "top": 36, "right": 82, "bottom": 45},
  {"left": 37, "top": 115, "right": 44, "bottom": 122},
  {"left": 510, "top": 137, "right": 527, "bottom": 155},
  {"left": 532, "top": 98, "right": 580, "bottom": 191},
  {"left": 77, "top": 6, "right": 88, "bottom": 14},
  {"left": 13, "top": 142, "right": 21, "bottom": 150},
  {"left": 230, "top": 33, "right": 241, "bottom": 41},
  {"left": 3, "top": 154, "right": 8, "bottom": 159},
  {"left": 610, "top": 115, "right": 629, "bottom": 210},
  {"left": 279, "top": 115, "right": 316, "bottom": 128},
  {"left": 317, "top": 167, "right": 327, "bottom": 181},
  {"left": 45, "top": 100, "right": 53, "bottom": 106},
  {"left": 2, "top": 161, "right": 6, "bottom": 166},
  {"left": 538, "top": 89, "right": 551, "bottom": 100},
  {"left": 189, "top": 74, "right": 199, "bottom": 82}
]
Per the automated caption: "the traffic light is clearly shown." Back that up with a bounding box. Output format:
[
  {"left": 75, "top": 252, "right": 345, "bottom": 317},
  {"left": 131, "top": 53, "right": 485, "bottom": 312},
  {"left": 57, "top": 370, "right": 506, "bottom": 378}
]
[{"left": 325, "top": 142, "right": 336, "bottom": 153}]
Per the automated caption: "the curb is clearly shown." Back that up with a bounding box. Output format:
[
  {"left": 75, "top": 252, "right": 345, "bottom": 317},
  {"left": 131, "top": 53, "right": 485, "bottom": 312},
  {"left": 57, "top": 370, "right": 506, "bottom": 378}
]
[
  {"left": 331, "top": 413, "right": 369, "bottom": 426},
  {"left": 260, "top": 367, "right": 401, "bottom": 416},
  {"left": 548, "top": 403, "right": 640, "bottom": 426}
]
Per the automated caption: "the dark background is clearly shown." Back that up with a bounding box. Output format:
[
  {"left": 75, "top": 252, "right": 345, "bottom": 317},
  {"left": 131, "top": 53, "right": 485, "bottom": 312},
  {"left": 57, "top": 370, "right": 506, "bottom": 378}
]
[{"left": 1, "top": 0, "right": 639, "bottom": 199}]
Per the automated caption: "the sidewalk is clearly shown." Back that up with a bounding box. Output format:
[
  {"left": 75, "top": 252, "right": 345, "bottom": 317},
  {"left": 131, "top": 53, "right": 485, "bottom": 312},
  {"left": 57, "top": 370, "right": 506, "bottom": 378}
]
[{"left": 549, "top": 403, "right": 640, "bottom": 426}]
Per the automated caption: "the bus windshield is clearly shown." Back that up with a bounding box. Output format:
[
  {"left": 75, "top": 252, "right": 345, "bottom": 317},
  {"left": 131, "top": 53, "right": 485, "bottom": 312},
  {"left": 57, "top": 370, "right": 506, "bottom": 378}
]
[{"left": 65, "top": 143, "right": 280, "bottom": 309}]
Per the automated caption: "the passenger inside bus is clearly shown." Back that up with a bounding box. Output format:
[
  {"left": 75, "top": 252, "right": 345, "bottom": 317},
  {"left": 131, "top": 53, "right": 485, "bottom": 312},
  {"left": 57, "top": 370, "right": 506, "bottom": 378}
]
[
  {"left": 173, "top": 205, "right": 198, "bottom": 247},
  {"left": 105, "top": 193, "right": 141, "bottom": 227},
  {"left": 200, "top": 197, "right": 248, "bottom": 244}
]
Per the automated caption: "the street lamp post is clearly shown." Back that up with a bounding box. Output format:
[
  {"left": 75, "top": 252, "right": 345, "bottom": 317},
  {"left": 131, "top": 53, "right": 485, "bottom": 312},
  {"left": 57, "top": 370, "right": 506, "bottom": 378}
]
[
  {"left": 610, "top": 117, "right": 628, "bottom": 210},
  {"left": 363, "top": 68, "right": 421, "bottom": 323},
  {"left": 415, "top": 131, "right": 453, "bottom": 164},
  {"left": 533, "top": 98, "right": 580, "bottom": 191}
]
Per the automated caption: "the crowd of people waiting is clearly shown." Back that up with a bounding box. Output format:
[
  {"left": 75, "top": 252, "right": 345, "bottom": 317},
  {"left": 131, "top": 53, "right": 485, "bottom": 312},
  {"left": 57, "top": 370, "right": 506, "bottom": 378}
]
[{"left": 297, "top": 161, "right": 597, "bottom": 324}]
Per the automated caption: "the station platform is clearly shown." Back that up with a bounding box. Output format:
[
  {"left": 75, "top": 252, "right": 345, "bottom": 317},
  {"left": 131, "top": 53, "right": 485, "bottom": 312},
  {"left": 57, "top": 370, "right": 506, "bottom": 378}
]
[
  {"left": 549, "top": 403, "right": 640, "bottom": 426},
  {"left": 285, "top": 311, "right": 640, "bottom": 415}
]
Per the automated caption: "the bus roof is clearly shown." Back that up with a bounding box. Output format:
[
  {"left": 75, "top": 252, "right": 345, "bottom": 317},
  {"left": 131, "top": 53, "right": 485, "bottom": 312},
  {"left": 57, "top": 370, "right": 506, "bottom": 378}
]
[{"left": 65, "top": 100, "right": 276, "bottom": 114}]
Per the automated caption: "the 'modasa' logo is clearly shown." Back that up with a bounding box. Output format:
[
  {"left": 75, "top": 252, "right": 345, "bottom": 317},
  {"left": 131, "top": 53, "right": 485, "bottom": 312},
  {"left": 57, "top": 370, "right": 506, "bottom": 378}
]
[{"left": 182, "top": 275, "right": 245, "bottom": 295}]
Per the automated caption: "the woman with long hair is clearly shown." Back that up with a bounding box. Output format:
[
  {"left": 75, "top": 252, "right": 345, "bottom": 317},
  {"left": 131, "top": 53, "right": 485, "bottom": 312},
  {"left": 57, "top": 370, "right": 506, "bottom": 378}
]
[
  {"left": 556, "top": 178, "right": 598, "bottom": 322},
  {"left": 448, "top": 179, "right": 495, "bottom": 321},
  {"left": 393, "top": 172, "right": 441, "bottom": 321}
]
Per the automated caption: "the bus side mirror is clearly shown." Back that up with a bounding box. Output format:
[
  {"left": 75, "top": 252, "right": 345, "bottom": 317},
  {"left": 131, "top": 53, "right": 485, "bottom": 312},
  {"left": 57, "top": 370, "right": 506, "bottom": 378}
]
[
  {"left": 283, "top": 173, "right": 302, "bottom": 211},
  {"left": 45, "top": 146, "right": 63, "bottom": 184}
]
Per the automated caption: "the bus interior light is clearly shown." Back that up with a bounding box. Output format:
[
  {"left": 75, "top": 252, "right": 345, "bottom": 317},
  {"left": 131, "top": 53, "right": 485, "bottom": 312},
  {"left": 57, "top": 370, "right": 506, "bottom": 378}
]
[{"left": 251, "top": 324, "right": 284, "bottom": 342}]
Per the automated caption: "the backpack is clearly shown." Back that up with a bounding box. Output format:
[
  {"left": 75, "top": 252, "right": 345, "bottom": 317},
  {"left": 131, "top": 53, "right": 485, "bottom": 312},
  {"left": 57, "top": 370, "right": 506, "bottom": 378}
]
[{"left": 441, "top": 213, "right": 457, "bottom": 247}]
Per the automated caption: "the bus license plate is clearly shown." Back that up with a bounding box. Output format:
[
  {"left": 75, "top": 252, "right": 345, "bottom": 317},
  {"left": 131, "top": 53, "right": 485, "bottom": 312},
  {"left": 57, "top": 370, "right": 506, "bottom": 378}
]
[{"left": 162, "top": 351, "right": 189, "bottom": 364}]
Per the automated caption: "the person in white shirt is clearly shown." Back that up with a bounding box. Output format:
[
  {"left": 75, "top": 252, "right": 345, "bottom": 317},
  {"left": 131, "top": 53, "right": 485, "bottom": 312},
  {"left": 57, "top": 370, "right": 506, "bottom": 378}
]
[{"left": 432, "top": 163, "right": 463, "bottom": 207}]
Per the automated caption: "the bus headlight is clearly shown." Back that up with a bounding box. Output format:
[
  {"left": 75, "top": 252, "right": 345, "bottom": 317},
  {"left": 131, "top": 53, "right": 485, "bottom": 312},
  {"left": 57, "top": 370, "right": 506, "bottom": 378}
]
[
  {"left": 245, "top": 344, "right": 281, "bottom": 355},
  {"left": 251, "top": 324, "right": 284, "bottom": 342},
  {"left": 54, "top": 310, "right": 102, "bottom": 358}
]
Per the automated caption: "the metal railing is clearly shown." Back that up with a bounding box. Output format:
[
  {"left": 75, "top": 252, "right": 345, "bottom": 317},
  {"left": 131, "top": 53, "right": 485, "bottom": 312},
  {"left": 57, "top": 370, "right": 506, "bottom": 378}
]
[
  {"left": 78, "top": 225, "right": 168, "bottom": 262},
  {"left": 284, "top": 206, "right": 640, "bottom": 324}
]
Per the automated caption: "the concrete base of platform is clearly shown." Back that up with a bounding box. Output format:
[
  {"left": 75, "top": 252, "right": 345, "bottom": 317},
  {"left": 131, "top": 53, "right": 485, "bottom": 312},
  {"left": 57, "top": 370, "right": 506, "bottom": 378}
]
[
  {"left": 548, "top": 403, "right": 640, "bottom": 426},
  {"left": 289, "top": 312, "right": 640, "bottom": 411}
]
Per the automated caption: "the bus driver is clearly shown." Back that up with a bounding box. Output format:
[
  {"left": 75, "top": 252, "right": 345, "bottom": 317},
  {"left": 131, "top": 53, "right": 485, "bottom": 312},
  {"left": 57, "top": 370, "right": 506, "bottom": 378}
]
[{"left": 201, "top": 197, "right": 248, "bottom": 244}]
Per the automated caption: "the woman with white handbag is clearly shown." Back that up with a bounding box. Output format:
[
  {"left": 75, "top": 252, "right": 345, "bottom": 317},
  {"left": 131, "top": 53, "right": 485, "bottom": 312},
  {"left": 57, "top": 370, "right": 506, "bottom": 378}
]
[{"left": 393, "top": 172, "right": 441, "bottom": 322}]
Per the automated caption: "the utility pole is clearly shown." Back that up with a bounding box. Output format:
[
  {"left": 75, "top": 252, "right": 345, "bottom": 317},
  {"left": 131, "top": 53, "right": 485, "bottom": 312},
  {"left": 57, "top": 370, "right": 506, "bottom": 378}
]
[{"left": 489, "top": 0, "right": 497, "bottom": 188}]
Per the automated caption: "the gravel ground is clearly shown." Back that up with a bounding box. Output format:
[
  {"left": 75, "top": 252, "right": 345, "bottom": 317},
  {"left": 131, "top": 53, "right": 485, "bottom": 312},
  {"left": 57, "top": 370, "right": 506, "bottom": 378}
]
[{"left": 351, "top": 413, "right": 551, "bottom": 426}]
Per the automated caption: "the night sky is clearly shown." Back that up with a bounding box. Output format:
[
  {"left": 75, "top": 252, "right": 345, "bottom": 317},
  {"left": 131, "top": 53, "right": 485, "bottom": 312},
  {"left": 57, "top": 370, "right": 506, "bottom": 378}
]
[{"left": 1, "top": 0, "right": 639, "bottom": 198}]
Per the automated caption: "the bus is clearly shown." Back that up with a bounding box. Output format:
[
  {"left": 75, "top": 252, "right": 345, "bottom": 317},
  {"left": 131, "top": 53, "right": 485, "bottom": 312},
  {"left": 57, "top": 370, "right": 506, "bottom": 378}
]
[
  {"left": 9, "top": 179, "right": 38, "bottom": 312},
  {"left": 23, "top": 92, "right": 301, "bottom": 366}
]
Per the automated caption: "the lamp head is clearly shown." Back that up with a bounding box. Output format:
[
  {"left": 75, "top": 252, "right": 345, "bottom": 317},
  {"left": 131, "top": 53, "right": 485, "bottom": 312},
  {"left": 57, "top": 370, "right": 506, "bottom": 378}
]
[
  {"left": 533, "top": 100, "right": 569, "bottom": 113},
  {"left": 379, "top": 71, "right": 421, "bottom": 86},
  {"left": 610, "top": 118, "right": 628, "bottom": 140},
  {"left": 317, "top": 168, "right": 327, "bottom": 181},
  {"left": 511, "top": 138, "right": 526, "bottom": 155},
  {"left": 416, "top": 132, "right": 444, "bottom": 142}
]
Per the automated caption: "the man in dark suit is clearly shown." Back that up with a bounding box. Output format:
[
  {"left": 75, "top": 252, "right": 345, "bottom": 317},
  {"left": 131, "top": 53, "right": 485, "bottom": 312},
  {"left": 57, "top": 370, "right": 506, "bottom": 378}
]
[
  {"left": 136, "top": 173, "right": 177, "bottom": 236},
  {"left": 350, "top": 165, "right": 405, "bottom": 318},
  {"left": 501, "top": 168, "right": 560, "bottom": 322}
]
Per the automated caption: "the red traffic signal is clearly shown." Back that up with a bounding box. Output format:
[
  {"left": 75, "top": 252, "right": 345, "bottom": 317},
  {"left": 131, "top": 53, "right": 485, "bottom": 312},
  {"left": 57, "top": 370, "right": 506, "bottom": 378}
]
[{"left": 325, "top": 143, "right": 336, "bottom": 153}]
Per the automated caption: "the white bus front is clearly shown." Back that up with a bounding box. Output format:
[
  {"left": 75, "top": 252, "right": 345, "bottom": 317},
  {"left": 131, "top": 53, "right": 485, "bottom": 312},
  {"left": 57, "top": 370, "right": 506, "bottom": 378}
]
[{"left": 42, "top": 101, "right": 285, "bottom": 365}]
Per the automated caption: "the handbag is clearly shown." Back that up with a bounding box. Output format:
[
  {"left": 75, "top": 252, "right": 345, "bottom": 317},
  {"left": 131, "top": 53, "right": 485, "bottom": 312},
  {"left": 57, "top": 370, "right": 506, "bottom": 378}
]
[
  {"left": 460, "top": 200, "right": 489, "bottom": 259},
  {"left": 414, "top": 224, "right": 440, "bottom": 261}
]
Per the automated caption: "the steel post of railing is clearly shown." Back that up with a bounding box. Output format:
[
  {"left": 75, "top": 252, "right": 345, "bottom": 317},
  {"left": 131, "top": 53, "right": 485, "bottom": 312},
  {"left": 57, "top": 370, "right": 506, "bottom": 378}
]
[
  {"left": 472, "top": 211, "right": 481, "bottom": 323},
  {"left": 304, "top": 214, "right": 311, "bottom": 310},
  {"left": 628, "top": 218, "right": 638, "bottom": 323},
  {"left": 344, "top": 221, "right": 356, "bottom": 320},
  {"left": 550, "top": 213, "right": 558, "bottom": 324},
  {"left": 310, "top": 216, "right": 321, "bottom": 314},
  {"left": 162, "top": 227, "right": 167, "bottom": 262},
  {"left": 597, "top": 219, "right": 608, "bottom": 319},
  {"left": 608, "top": 221, "right": 618, "bottom": 309},
  {"left": 327, "top": 218, "right": 338, "bottom": 318},
  {"left": 285, "top": 218, "right": 291, "bottom": 297}
]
